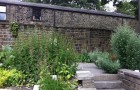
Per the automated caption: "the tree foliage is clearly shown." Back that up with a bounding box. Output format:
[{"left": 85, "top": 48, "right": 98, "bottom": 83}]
[
  {"left": 23, "top": 0, "right": 103, "bottom": 10},
  {"left": 117, "top": 1, "right": 136, "bottom": 16},
  {"left": 23, "top": 0, "right": 138, "bottom": 17}
]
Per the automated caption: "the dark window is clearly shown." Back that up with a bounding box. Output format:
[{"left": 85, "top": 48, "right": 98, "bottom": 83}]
[
  {"left": 0, "top": 6, "right": 6, "bottom": 20},
  {"left": 32, "top": 7, "right": 41, "bottom": 20}
]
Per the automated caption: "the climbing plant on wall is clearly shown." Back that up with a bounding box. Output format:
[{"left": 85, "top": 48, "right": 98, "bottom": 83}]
[{"left": 10, "top": 22, "right": 19, "bottom": 38}]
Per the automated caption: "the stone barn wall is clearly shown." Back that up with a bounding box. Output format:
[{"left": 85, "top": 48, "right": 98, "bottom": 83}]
[{"left": 0, "top": 0, "right": 138, "bottom": 52}]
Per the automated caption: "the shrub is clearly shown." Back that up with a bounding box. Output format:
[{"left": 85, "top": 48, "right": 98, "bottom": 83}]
[
  {"left": 88, "top": 50, "right": 100, "bottom": 62},
  {"left": 111, "top": 25, "right": 140, "bottom": 70},
  {"left": 78, "top": 49, "right": 90, "bottom": 63},
  {"left": 89, "top": 51, "right": 120, "bottom": 74},
  {"left": 89, "top": 51, "right": 109, "bottom": 65},
  {"left": 99, "top": 59, "right": 120, "bottom": 74},
  {"left": 95, "top": 52, "right": 110, "bottom": 68},
  {"left": 0, "top": 69, "right": 23, "bottom": 88}
]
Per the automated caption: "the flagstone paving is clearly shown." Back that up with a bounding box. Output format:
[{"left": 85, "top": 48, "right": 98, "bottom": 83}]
[{"left": 77, "top": 63, "right": 105, "bottom": 75}]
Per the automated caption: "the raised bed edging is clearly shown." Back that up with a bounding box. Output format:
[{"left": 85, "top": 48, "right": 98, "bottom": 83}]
[{"left": 118, "top": 69, "right": 140, "bottom": 90}]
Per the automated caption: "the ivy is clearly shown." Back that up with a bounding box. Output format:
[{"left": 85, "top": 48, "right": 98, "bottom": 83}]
[{"left": 10, "top": 22, "right": 19, "bottom": 38}]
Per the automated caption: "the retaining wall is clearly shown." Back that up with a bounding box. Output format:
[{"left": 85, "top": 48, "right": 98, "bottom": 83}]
[{"left": 119, "top": 69, "right": 140, "bottom": 90}]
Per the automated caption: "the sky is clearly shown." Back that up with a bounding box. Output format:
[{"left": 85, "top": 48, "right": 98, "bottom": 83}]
[
  {"left": 104, "top": 0, "right": 133, "bottom": 12},
  {"left": 119, "top": 0, "right": 131, "bottom": 2}
]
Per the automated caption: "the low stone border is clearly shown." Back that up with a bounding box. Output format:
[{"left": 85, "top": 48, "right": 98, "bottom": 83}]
[{"left": 118, "top": 69, "right": 140, "bottom": 90}]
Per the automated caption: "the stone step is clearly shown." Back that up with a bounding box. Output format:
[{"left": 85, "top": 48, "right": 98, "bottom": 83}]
[
  {"left": 93, "top": 74, "right": 119, "bottom": 81},
  {"left": 77, "top": 87, "right": 97, "bottom": 90},
  {"left": 97, "top": 88, "right": 125, "bottom": 90},
  {"left": 97, "top": 89, "right": 125, "bottom": 90},
  {"left": 94, "top": 80, "right": 123, "bottom": 89},
  {"left": 76, "top": 71, "right": 94, "bottom": 80}
]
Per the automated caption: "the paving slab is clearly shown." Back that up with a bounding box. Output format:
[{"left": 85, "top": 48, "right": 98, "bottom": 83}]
[
  {"left": 76, "top": 71, "right": 94, "bottom": 80},
  {"left": 77, "top": 63, "right": 105, "bottom": 75}
]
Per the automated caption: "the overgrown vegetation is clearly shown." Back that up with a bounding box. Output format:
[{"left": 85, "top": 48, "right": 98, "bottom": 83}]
[
  {"left": 10, "top": 32, "right": 48, "bottom": 85},
  {"left": 1, "top": 23, "right": 140, "bottom": 89},
  {"left": 111, "top": 25, "right": 140, "bottom": 70},
  {"left": 0, "top": 30, "right": 79, "bottom": 89}
]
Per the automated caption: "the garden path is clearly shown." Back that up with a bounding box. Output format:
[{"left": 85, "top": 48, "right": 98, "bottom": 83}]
[{"left": 77, "top": 63, "right": 105, "bottom": 75}]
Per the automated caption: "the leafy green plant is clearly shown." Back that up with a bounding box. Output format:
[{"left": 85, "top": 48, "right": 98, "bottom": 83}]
[
  {"left": 111, "top": 24, "right": 140, "bottom": 70},
  {"left": 57, "top": 63, "right": 76, "bottom": 80},
  {"left": 0, "top": 45, "right": 15, "bottom": 68},
  {"left": 0, "top": 69, "right": 23, "bottom": 88},
  {"left": 39, "top": 74, "right": 74, "bottom": 90},
  {"left": 79, "top": 49, "right": 90, "bottom": 63},
  {"left": 39, "top": 62, "right": 77, "bottom": 90},
  {"left": 10, "top": 22, "right": 19, "bottom": 38}
]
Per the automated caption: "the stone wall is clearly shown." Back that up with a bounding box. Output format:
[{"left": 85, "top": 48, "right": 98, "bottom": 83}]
[
  {"left": 6, "top": 4, "right": 137, "bottom": 30},
  {"left": 0, "top": 1, "right": 138, "bottom": 52},
  {"left": 118, "top": 69, "right": 140, "bottom": 90},
  {"left": 0, "top": 22, "right": 15, "bottom": 49}
]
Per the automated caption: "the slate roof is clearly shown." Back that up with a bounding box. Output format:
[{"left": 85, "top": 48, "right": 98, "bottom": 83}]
[{"left": 0, "top": 0, "right": 135, "bottom": 19}]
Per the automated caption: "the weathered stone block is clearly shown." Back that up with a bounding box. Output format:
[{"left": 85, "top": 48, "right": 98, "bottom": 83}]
[{"left": 83, "top": 80, "right": 95, "bottom": 88}]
